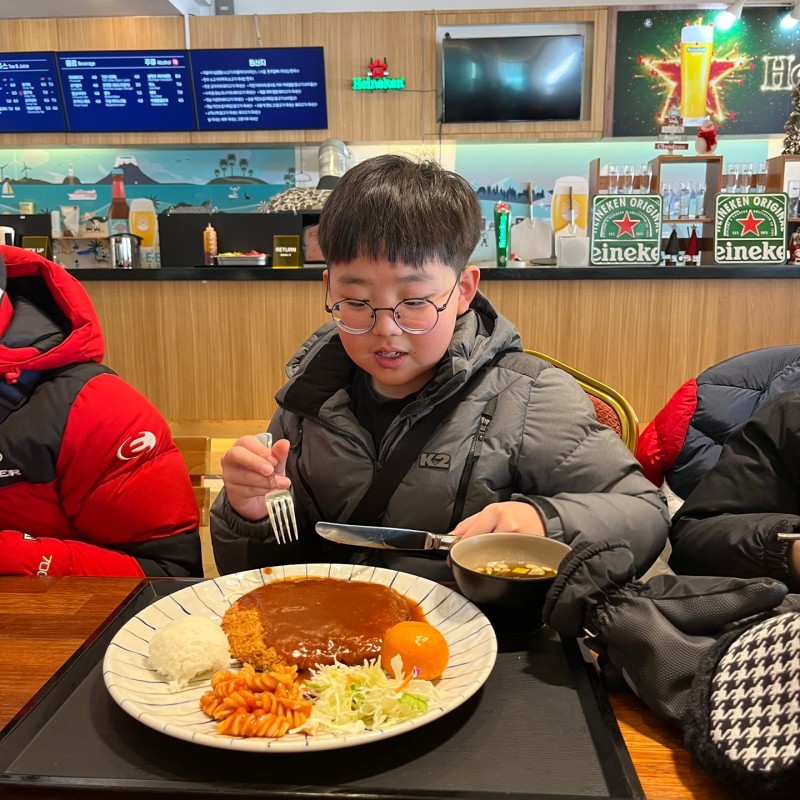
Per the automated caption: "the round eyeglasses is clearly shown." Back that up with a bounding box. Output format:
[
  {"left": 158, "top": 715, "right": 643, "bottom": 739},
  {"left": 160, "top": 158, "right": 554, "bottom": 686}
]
[{"left": 325, "top": 277, "right": 460, "bottom": 335}]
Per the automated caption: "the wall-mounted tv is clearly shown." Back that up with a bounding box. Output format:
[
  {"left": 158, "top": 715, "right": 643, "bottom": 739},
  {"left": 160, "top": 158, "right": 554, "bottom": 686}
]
[
  {"left": 0, "top": 52, "right": 66, "bottom": 133},
  {"left": 441, "top": 35, "right": 585, "bottom": 124},
  {"left": 189, "top": 47, "right": 327, "bottom": 132},
  {"left": 57, "top": 50, "right": 194, "bottom": 132}
]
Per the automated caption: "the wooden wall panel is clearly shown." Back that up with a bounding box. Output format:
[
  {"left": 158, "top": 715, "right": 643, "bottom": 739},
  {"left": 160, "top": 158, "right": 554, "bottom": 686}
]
[
  {"left": 82, "top": 278, "right": 800, "bottom": 431},
  {"left": 303, "top": 11, "right": 428, "bottom": 143},
  {"left": 189, "top": 14, "right": 304, "bottom": 145},
  {"left": 56, "top": 16, "right": 185, "bottom": 49},
  {"left": 82, "top": 280, "right": 329, "bottom": 424}
]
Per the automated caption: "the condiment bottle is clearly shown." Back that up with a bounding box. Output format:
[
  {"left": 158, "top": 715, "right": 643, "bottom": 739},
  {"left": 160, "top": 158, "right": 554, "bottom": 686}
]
[
  {"left": 203, "top": 223, "right": 218, "bottom": 265},
  {"left": 108, "top": 170, "right": 130, "bottom": 235},
  {"left": 494, "top": 201, "right": 511, "bottom": 267}
]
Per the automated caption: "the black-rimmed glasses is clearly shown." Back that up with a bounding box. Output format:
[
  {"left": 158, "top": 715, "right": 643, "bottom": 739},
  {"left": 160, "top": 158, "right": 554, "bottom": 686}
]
[{"left": 325, "top": 277, "right": 461, "bottom": 334}]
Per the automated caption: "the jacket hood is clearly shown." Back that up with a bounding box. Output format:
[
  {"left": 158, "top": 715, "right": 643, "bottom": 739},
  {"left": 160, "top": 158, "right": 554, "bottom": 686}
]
[
  {"left": 277, "top": 290, "right": 521, "bottom": 416},
  {"left": 0, "top": 245, "right": 104, "bottom": 383}
]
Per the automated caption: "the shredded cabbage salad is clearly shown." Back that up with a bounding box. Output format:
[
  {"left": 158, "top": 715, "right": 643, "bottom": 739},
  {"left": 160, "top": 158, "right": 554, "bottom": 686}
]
[{"left": 302, "top": 655, "right": 445, "bottom": 735}]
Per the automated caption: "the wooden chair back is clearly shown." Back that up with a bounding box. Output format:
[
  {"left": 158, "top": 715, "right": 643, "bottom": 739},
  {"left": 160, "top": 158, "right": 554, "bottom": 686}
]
[
  {"left": 173, "top": 436, "right": 211, "bottom": 526},
  {"left": 524, "top": 350, "right": 639, "bottom": 454}
]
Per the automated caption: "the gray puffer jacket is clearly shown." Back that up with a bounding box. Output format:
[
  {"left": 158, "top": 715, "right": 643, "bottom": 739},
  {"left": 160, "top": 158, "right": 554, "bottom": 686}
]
[{"left": 211, "top": 293, "right": 669, "bottom": 580}]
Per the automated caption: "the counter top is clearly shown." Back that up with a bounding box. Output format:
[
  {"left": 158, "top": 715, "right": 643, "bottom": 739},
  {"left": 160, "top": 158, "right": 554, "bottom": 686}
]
[{"left": 67, "top": 264, "right": 800, "bottom": 281}]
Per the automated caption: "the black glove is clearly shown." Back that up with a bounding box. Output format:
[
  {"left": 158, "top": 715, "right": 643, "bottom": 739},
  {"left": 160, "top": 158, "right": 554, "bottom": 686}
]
[
  {"left": 542, "top": 539, "right": 788, "bottom": 726},
  {"left": 543, "top": 540, "right": 799, "bottom": 800}
]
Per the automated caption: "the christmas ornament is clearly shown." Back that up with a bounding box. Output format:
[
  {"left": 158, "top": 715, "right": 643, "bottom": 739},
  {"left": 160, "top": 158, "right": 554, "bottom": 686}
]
[
  {"left": 695, "top": 116, "right": 719, "bottom": 155},
  {"left": 685, "top": 225, "right": 700, "bottom": 265},
  {"left": 664, "top": 225, "right": 680, "bottom": 266},
  {"left": 788, "top": 229, "right": 800, "bottom": 265}
]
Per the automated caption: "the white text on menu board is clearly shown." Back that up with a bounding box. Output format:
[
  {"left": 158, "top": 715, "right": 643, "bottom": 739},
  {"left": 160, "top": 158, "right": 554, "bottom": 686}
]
[
  {"left": 199, "top": 60, "right": 318, "bottom": 123},
  {"left": 63, "top": 58, "right": 185, "bottom": 109},
  {"left": 0, "top": 59, "right": 59, "bottom": 115}
]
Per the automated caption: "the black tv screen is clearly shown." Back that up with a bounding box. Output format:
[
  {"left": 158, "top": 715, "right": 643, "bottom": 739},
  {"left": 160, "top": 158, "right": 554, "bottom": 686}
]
[
  {"left": 57, "top": 50, "right": 194, "bottom": 132},
  {"left": 442, "top": 35, "right": 584, "bottom": 124},
  {"left": 189, "top": 47, "right": 327, "bottom": 131},
  {"left": 0, "top": 52, "right": 66, "bottom": 133}
]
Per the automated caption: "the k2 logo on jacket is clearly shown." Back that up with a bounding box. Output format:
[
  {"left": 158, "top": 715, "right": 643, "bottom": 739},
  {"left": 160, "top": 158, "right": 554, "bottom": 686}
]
[
  {"left": 419, "top": 452, "right": 451, "bottom": 469},
  {"left": 116, "top": 431, "right": 157, "bottom": 461}
]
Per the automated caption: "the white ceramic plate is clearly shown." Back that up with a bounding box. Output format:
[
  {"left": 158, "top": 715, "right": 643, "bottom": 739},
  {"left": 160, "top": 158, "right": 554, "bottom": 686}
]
[{"left": 103, "top": 563, "right": 497, "bottom": 752}]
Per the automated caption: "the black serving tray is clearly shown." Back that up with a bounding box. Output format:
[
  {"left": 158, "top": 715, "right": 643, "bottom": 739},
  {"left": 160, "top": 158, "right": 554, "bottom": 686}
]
[{"left": 0, "top": 581, "right": 643, "bottom": 800}]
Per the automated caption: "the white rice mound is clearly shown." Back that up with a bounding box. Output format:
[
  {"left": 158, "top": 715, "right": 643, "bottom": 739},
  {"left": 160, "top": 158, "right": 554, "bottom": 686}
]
[{"left": 148, "top": 616, "right": 233, "bottom": 689}]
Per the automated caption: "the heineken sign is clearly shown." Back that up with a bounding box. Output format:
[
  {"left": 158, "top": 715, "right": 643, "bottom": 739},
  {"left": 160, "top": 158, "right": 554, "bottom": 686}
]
[
  {"left": 352, "top": 58, "right": 405, "bottom": 92},
  {"left": 590, "top": 195, "right": 663, "bottom": 265},
  {"left": 714, "top": 194, "right": 788, "bottom": 264}
]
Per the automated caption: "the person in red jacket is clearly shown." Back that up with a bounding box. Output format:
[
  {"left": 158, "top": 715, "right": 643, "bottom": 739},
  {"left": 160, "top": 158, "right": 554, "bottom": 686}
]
[{"left": 0, "top": 245, "right": 201, "bottom": 577}]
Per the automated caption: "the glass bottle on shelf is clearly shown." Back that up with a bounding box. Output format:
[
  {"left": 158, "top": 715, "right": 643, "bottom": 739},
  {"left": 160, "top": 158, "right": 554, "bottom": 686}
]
[
  {"left": 679, "top": 182, "right": 691, "bottom": 217},
  {"left": 607, "top": 164, "right": 619, "bottom": 195},
  {"left": 639, "top": 163, "right": 653, "bottom": 194},
  {"left": 738, "top": 162, "right": 753, "bottom": 194},
  {"left": 670, "top": 184, "right": 681, "bottom": 219},
  {"left": 622, "top": 164, "right": 635, "bottom": 195},
  {"left": 755, "top": 162, "right": 768, "bottom": 193},
  {"left": 108, "top": 170, "right": 130, "bottom": 235},
  {"left": 695, "top": 181, "right": 707, "bottom": 218}
]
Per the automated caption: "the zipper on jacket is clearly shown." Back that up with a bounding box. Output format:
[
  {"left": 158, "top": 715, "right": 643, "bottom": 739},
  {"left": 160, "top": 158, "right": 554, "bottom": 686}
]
[{"left": 449, "top": 397, "right": 497, "bottom": 528}]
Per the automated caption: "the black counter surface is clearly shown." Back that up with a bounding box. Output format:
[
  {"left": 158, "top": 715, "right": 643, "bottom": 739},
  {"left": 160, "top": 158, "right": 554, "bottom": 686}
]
[{"left": 67, "top": 264, "right": 800, "bottom": 281}]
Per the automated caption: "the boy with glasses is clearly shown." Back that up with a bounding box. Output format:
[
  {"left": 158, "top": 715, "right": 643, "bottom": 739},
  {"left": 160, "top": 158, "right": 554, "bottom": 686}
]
[{"left": 211, "top": 155, "right": 668, "bottom": 578}]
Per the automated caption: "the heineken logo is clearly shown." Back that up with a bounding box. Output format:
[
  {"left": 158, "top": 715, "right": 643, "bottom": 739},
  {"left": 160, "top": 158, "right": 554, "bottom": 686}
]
[
  {"left": 352, "top": 57, "right": 406, "bottom": 91},
  {"left": 714, "top": 194, "right": 788, "bottom": 264},
  {"left": 590, "top": 195, "right": 663, "bottom": 265}
]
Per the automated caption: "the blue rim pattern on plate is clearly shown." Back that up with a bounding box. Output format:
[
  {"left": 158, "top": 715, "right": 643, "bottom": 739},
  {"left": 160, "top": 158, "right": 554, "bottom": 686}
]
[{"left": 103, "top": 563, "right": 497, "bottom": 752}]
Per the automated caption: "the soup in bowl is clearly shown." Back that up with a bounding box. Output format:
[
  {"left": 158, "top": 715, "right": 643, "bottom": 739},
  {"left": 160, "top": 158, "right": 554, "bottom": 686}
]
[{"left": 449, "top": 533, "right": 571, "bottom": 632}]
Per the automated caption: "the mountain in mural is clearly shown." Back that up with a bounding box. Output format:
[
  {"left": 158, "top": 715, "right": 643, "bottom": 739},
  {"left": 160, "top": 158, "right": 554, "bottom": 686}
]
[{"left": 95, "top": 160, "right": 158, "bottom": 186}]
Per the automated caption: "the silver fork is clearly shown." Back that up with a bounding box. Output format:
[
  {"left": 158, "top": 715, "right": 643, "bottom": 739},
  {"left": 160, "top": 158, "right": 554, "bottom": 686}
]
[{"left": 255, "top": 433, "right": 299, "bottom": 544}]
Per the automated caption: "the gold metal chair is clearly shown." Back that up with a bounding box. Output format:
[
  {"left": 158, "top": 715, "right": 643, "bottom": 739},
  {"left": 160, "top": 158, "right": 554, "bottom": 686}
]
[
  {"left": 524, "top": 350, "right": 639, "bottom": 454},
  {"left": 173, "top": 436, "right": 211, "bottom": 526}
]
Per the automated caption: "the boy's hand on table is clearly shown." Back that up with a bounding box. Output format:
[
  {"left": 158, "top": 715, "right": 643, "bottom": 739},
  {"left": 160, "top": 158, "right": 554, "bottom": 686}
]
[
  {"left": 451, "top": 501, "right": 546, "bottom": 540},
  {"left": 221, "top": 436, "right": 292, "bottom": 522}
]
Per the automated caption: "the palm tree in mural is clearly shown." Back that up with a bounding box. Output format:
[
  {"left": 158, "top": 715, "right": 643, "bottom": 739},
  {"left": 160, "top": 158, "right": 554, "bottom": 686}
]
[
  {"left": 227, "top": 154, "right": 236, "bottom": 174},
  {"left": 214, "top": 169, "right": 220, "bottom": 179},
  {"left": 248, "top": 169, "right": 254, "bottom": 178},
  {"left": 146, "top": 194, "right": 162, "bottom": 212},
  {"left": 239, "top": 157, "right": 249, "bottom": 177},
  {"left": 219, "top": 158, "right": 228, "bottom": 178},
  {"left": 284, "top": 167, "right": 296, "bottom": 187}
]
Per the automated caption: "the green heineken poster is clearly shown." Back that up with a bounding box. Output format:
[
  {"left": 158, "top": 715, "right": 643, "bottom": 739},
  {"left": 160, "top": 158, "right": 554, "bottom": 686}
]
[
  {"left": 612, "top": 8, "right": 800, "bottom": 136},
  {"left": 714, "top": 193, "right": 788, "bottom": 264},
  {"left": 590, "top": 195, "right": 663, "bottom": 265}
]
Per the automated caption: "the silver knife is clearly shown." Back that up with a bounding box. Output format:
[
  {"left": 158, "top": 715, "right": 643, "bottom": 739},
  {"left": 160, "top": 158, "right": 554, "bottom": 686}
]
[{"left": 315, "top": 522, "right": 458, "bottom": 551}]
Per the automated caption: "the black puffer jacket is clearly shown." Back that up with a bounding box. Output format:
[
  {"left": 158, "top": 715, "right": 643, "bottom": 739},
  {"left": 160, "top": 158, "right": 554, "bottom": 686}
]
[{"left": 670, "top": 390, "right": 800, "bottom": 590}]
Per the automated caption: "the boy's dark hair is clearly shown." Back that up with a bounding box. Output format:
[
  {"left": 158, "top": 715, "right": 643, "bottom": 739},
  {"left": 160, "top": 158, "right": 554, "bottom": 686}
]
[{"left": 317, "top": 154, "right": 481, "bottom": 272}]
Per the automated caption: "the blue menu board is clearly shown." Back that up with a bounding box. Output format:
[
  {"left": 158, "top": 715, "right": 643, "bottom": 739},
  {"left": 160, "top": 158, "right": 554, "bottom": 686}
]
[
  {"left": 0, "top": 52, "right": 66, "bottom": 133},
  {"left": 57, "top": 50, "right": 194, "bottom": 132},
  {"left": 190, "top": 47, "right": 327, "bottom": 131}
]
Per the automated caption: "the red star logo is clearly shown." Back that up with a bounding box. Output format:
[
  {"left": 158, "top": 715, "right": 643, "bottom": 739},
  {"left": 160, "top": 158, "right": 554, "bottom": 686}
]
[
  {"left": 368, "top": 59, "right": 388, "bottom": 78},
  {"left": 738, "top": 210, "right": 764, "bottom": 236},
  {"left": 612, "top": 212, "right": 640, "bottom": 238}
]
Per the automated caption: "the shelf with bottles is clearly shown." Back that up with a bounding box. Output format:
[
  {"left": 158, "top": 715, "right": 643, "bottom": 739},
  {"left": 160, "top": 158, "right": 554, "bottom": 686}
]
[{"left": 766, "top": 155, "right": 800, "bottom": 221}]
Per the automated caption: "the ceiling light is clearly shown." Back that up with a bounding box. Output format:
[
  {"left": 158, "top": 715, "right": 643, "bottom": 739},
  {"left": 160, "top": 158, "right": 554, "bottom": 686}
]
[
  {"left": 716, "top": 1, "right": 746, "bottom": 31},
  {"left": 780, "top": 1, "right": 800, "bottom": 29}
]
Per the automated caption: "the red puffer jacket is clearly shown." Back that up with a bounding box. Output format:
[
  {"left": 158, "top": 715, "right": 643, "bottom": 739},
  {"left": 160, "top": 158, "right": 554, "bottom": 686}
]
[{"left": 0, "top": 245, "right": 200, "bottom": 577}]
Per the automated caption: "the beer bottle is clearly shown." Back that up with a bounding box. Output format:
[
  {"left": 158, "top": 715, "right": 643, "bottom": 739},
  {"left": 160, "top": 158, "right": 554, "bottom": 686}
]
[{"left": 108, "top": 170, "right": 130, "bottom": 235}]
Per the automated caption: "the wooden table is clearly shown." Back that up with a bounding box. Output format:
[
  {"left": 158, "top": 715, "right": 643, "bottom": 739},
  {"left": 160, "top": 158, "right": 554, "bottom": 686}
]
[{"left": 0, "top": 576, "right": 737, "bottom": 800}]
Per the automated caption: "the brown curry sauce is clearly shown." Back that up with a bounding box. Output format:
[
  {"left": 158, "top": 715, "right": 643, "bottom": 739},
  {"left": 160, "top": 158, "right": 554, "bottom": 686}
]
[{"left": 234, "top": 577, "right": 423, "bottom": 670}]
